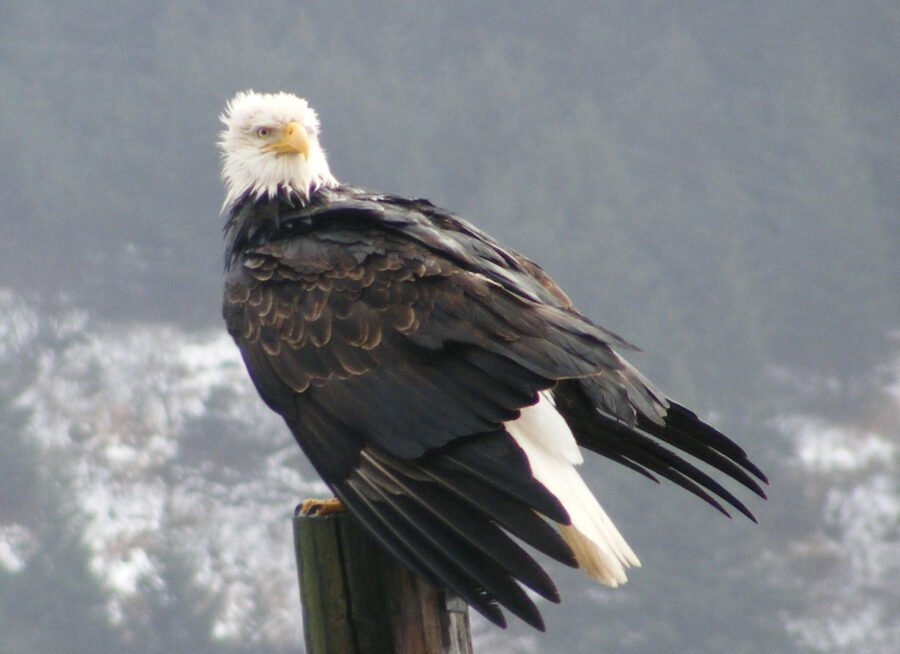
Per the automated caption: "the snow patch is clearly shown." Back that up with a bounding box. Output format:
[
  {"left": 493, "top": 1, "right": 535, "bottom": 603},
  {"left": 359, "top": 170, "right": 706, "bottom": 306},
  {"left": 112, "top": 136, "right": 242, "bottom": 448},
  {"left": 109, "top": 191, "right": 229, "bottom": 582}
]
[
  {"left": 0, "top": 292, "right": 321, "bottom": 648},
  {"left": 0, "top": 524, "right": 39, "bottom": 573},
  {"left": 782, "top": 416, "right": 896, "bottom": 472},
  {"left": 777, "top": 347, "right": 900, "bottom": 654}
]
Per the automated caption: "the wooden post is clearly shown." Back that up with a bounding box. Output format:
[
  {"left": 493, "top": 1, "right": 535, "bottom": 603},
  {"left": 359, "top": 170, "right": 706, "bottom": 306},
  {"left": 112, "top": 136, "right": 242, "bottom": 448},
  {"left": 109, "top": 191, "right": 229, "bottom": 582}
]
[{"left": 293, "top": 508, "right": 474, "bottom": 654}]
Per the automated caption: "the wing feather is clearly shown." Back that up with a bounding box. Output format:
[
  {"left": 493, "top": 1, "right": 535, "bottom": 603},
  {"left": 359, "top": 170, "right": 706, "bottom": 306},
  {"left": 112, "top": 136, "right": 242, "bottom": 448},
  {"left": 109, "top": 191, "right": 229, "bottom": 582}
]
[{"left": 223, "top": 187, "right": 767, "bottom": 630}]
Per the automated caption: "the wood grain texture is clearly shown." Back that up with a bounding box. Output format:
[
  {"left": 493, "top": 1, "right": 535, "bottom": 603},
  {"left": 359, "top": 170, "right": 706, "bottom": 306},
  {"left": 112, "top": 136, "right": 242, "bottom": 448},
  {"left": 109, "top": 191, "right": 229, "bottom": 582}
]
[{"left": 294, "top": 510, "right": 474, "bottom": 654}]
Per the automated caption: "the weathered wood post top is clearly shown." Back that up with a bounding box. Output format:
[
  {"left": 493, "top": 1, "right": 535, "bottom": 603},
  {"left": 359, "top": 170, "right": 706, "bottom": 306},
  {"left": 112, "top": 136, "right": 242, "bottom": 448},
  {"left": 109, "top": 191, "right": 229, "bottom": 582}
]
[{"left": 293, "top": 504, "right": 474, "bottom": 654}]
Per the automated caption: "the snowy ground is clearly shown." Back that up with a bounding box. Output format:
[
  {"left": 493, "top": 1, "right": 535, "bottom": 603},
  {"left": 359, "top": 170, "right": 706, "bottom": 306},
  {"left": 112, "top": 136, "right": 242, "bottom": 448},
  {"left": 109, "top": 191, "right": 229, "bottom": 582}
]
[
  {"left": 1, "top": 290, "right": 897, "bottom": 652},
  {"left": 773, "top": 345, "right": 900, "bottom": 654}
]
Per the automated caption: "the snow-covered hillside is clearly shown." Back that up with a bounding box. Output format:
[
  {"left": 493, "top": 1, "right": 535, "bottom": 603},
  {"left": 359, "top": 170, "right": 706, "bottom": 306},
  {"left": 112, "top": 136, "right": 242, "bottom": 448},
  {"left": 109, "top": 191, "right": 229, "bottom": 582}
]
[
  {"left": 1, "top": 290, "right": 898, "bottom": 653},
  {"left": 774, "top": 346, "right": 900, "bottom": 654},
  {"left": 1, "top": 290, "right": 328, "bottom": 648}
]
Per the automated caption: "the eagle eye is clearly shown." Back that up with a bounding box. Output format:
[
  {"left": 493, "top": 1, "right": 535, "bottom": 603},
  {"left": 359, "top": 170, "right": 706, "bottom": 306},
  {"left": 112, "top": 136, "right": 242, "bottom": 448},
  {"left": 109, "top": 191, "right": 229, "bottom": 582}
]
[{"left": 255, "top": 127, "right": 272, "bottom": 138}]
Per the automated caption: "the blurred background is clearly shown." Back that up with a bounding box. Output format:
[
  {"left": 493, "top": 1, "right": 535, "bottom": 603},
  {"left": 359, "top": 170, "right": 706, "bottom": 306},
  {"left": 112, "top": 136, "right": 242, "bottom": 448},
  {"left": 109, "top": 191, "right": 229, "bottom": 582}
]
[{"left": 1, "top": 2, "right": 898, "bottom": 652}]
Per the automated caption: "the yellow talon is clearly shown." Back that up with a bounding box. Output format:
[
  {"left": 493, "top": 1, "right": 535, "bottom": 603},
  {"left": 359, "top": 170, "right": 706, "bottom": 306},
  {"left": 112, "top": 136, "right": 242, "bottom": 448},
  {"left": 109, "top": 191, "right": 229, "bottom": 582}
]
[{"left": 297, "top": 497, "right": 345, "bottom": 516}]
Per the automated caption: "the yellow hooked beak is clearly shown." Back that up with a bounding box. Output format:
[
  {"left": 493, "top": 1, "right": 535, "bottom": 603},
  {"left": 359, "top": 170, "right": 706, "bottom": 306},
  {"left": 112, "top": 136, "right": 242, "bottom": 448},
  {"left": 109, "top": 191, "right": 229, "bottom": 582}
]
[{"left": 264, "top": 121, "right": 309, "bottom": 159}]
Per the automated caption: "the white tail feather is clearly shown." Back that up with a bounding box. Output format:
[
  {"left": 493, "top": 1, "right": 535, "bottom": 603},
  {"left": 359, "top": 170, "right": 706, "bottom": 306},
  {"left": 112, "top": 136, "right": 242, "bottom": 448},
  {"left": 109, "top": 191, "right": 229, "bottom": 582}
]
[{"left": 505, "top": 392, "right": 641, "bottom": 586}]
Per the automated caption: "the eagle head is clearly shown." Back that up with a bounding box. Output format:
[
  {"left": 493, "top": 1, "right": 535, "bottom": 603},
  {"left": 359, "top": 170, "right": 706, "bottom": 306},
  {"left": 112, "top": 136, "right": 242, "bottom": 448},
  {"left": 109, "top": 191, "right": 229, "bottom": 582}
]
[{"left": 219, "top": 90, "right": 338, "bottom": 211}]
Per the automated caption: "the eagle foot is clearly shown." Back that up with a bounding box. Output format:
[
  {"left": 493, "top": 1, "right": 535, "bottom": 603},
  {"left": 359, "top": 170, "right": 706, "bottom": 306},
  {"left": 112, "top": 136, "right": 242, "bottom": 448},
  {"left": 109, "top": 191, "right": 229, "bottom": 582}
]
[{"left": 297, "top": 497, "right": 345, "bottom": 517}]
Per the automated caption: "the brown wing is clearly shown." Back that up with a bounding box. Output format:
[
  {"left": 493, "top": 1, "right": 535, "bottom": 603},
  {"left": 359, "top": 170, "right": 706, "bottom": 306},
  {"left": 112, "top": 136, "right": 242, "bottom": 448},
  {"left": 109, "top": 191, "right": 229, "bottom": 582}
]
[
  {"left": 223, "top": 216, "right": 627, "bottom": 628},
  {"left": 222, "top": 190, "right": 767, "bottom": 629}
]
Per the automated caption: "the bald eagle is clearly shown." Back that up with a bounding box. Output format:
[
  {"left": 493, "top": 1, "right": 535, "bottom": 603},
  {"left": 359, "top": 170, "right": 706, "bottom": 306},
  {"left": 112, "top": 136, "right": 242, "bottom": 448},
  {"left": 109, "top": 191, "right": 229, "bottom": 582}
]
[{"left": 219, "top": 90, "right": 766, "bottom": 631}]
